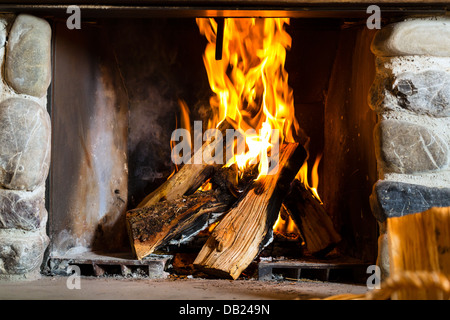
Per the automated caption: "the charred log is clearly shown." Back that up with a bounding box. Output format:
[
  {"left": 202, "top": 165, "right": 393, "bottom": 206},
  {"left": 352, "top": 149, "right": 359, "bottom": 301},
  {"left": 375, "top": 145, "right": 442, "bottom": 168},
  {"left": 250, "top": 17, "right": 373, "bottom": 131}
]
[
  {"left": 137, "top": 120, "right": 233, "bottom": 208},
  {"left": 283, "top": 179, "right": 341, "bottom": 257},
  {"left": 127, "top": 188, "right": 234, "bottom": 260}
]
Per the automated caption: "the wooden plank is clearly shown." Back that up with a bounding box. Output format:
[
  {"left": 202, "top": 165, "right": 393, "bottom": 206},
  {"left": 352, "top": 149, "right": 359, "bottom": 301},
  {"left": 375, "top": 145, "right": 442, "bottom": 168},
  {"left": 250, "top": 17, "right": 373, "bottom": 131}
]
[{"left": 387, "top": 206, "right": 450, "bottom": 300}]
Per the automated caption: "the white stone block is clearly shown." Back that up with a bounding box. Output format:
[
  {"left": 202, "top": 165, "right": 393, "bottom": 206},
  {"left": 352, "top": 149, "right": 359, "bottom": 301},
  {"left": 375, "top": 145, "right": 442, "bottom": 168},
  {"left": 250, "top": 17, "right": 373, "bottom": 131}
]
[{"left": 371, "top": 17, "right": 450, "bottom": 57}]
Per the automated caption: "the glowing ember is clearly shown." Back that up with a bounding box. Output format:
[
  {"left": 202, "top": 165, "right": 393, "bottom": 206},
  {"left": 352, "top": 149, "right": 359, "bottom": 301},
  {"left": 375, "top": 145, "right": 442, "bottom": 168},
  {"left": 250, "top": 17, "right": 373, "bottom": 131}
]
[{"left": 198, "top": 178, "right": 213, "bottom": 191}]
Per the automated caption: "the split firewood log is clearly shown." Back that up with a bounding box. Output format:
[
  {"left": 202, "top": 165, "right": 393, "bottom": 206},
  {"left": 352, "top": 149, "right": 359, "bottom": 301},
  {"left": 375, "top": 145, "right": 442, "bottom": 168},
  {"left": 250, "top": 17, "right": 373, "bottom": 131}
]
[
  {"left": 137, "top": 120, "right": 233, "bottom": 208},
  {"left": 193, "top": 143, "right": 307, "bottom": 279},
  {"left": 127, "top": 187, "right": 235, "bottom": 260}
]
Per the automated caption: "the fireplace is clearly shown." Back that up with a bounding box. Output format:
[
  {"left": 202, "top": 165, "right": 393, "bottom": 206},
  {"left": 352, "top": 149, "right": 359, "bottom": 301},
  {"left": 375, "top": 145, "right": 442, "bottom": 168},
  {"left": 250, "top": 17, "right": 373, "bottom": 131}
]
[
  {"left": 0, "top": 2, "right": 449, "bottom": 290},
  {"left": 44, "top": 16, "right": 379, "bottom": 279}
]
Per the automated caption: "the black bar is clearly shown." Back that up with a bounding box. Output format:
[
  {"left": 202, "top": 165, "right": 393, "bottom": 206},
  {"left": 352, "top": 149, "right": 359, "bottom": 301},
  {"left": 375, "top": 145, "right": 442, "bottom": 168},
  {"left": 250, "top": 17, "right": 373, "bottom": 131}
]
[
  {"left": 215, "top": 17, "right": 224, "bottom": 60},
  {"left": 0, "top": 4, "right": 446, "bottom": 19}
]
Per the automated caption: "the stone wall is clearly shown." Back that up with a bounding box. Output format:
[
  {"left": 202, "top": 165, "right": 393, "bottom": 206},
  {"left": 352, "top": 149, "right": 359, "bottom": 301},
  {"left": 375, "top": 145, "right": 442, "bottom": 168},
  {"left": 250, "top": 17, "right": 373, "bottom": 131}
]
[
  {"left": 0, "top": 14, "right": 52, "bottom": 280},
  {"left": 369, "top": 17, "right": 450, "bottom": 278}
]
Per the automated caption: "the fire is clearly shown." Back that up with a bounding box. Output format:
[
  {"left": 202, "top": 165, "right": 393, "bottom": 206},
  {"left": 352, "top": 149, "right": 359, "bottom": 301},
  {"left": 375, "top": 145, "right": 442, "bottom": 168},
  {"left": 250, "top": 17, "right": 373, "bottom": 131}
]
[
  {"left": 296, "top": 153, "right": 323, "bottom": 203},
  {"left": 171, "top": 18, "right": 322, "bottom": 239},
  {"left": 199, "top": 178, "right": 213, "bottom": 192},
  {"left": 168, "top": 99, "right": 192, "bottom": 180},
  {"left": 196, "top": 18, "right": 300, "bottom": 179},
  {"left": 273, "top": 154, "right": 323, "bottom": 235},
  {"left": 273, "top": 205, "right": 299, "bottom": 235},
  {"left": 178, "top": 99, "right": 192, "bottom": 138},
  {"left": 196, "top": 18, "right": 320, "bottom": 236}
]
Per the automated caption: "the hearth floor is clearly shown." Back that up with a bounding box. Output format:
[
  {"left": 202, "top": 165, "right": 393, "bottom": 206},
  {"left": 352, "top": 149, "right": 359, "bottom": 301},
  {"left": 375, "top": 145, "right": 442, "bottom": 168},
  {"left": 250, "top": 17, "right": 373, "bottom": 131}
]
[{"left": 0, "top": 276, "right": 367, "bottom": 300}]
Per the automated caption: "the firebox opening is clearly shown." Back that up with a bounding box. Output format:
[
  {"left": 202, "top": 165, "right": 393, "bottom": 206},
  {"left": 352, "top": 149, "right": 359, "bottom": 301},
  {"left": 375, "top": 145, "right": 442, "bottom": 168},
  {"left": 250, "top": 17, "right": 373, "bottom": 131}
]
[{"left": 47, "top": 16, "right": 378, "bottom": 282}]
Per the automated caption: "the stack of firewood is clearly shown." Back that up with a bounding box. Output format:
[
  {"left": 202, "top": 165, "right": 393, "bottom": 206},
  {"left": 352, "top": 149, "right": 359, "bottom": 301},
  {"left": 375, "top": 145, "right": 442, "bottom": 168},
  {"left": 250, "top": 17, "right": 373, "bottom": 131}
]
[{"left": 126, "top": 120, "right": 341, "bottom": 279}]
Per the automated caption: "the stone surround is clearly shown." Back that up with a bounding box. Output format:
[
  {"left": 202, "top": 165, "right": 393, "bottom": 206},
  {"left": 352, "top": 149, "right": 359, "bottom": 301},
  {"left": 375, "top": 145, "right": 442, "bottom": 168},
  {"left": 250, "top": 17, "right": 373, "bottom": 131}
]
[
  {"left": 369, "top": 17, "right": 450, "bottom": 278},
  {"left": 0, "top": 14, "right": 51, "bottom": 280}
]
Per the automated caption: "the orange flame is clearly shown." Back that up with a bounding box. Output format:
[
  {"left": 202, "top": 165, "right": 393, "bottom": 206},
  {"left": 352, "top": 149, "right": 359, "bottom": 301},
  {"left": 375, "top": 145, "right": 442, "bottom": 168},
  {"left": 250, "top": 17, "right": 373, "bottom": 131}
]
[
  {"left": 273, "top": 204, "right": 300, "bottom": 235},
  {"left": 296, "top": 153, "right": 323, "bottom": 203},
  {"left": 196, "top": 18, "right": 300, "bottom": 179},
  {"left": 273, "top": 154, "right": 323, "bottom": 235},
  {"left": 168, "top": 99, "right": 192, "bottom": 180},
  {"left": 178, "top": 99, "right": 192, "bottom": 139}
]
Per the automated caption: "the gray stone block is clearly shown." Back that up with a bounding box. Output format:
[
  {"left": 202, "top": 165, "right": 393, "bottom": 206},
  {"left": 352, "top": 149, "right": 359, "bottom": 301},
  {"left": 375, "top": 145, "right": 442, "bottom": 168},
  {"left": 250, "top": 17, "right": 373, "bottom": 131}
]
[
  {"left": 5, "top": 14, "right": 51, "bottom": 97},
  {"left": 0, "top": 18, "right": 6, "bottom": 49},
  {"left": 0, "top": 229, "right": 49, "bottom": 278},
  {"left": 0, "top": 98, "right": 51, "bottom": 191},
  {"left": 370, "top": 180, "right": 450, "bottom": 222},
  {"left": 370, "top": 70, "right": 450, "bottom": 118},
  {"left": 0, "top": 185, "right": 46, "bottom": 231},
  {"left": 374, "top": 119, "right": 449, "bottom": 174}
]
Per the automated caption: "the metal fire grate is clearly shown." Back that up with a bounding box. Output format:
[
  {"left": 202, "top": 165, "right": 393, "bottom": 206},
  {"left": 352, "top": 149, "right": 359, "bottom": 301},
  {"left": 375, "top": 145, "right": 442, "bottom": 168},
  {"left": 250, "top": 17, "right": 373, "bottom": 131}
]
[
  {"left": 48, "top": 251, "right": 172, "bottom": 278},
  {"left": 258, "top": 257, "right": 371, "bottom": 283}
]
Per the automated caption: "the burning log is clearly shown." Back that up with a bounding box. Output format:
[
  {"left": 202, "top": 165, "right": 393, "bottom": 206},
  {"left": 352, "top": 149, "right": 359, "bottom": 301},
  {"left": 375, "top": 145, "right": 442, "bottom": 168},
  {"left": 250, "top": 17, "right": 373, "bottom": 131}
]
[
  {"left": 127, "top": 188, "right": 235, "bottom": 260},
  {"left": 137, "top": 120, "right": 233, "bottom": 208},
  {"left": 283, "top": 179, "right": 341, "bottom": 256},
  {"left": 126, "top": 144, "right": 261, "bottom": 260},
  {"left": 193, "top": 143, "right": 307, "bottom": 279}
]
